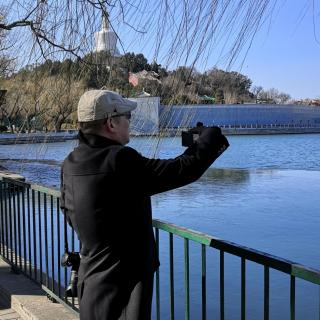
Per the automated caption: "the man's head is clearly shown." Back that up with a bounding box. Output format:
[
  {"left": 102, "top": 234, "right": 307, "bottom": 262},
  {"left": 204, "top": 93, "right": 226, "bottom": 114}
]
[{"left": 77, "top": 90, "right": 137, "bottom": 145}]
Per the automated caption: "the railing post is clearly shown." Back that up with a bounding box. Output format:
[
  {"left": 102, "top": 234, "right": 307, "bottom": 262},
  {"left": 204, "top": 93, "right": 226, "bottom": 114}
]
[
  {"left": 32, "top": 189, "right": 37, "bottom": 280},
  {"left": 21, "top": 186, "right": 27, "bottom": 274},
  {"left": 155, "top": 228, "right": 160, "bottom": 320},
  {"left": 17, "top": 186, "right": 25, "bottom": 270},
  {"left": 17, "top": 185, "right": 22, "bottom": 270},
  {"left": 290, "top": 276, "right": 295, "bottom": 320},
  {"left": 169, "top": 232, "right": 175, "bottom": 320},
  {"left": 318, "top": 285, "right": 320, "bottom": 320},
  {"left": 220, "top": 251, "right": 224, "bottom": 320},
  {"left": 264, "top": 266, "right": 269, "bottom": 320},
  {"left": 27, "top": 187, "right": 32, "bottom": 277},
  {"left": 0, "top": 181, "right": 4, "bottom": 256},
  {"left": 57, "top": 198, "right": 61, "bottom": 298},
  {"left": 50, "top": 195, "right": 55, "bottom": 294},
  {"left": 44, "top": 194, "right": 49, "bottom": 287},
  {"left": 201, "top": 244, "right": 206, "bottom": 320},
  {"left": 12, "top": 183, "right": 18, "bottom": 266},
  {"left": 241, "top": 258, "right": 246, "bottom": 320},
  {"left": 4, "top": 182, "right": 9, "bottom": 259},
  {"left": 8, "top": 183, "right": 13, "bottom": 263},
  {"left": 184, "top": 238, "right": 190, "bottom": 320},
  {"left": 38, "top": 191, "right": 43, "bottom": 284}
]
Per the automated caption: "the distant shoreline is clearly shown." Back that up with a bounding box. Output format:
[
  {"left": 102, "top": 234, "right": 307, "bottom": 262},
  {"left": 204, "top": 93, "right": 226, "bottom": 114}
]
[
  {"left": 220, "top": 126, "right": 320, "bottom": 135},
  {"left": 135, "top": 126, "right": 320, "bottom": 137},
  {"left": 0, "top": 132, "right": 77, "bottom": 145},
  {"left": 1, "top": 126, "right": 320, "bottom": 144}
]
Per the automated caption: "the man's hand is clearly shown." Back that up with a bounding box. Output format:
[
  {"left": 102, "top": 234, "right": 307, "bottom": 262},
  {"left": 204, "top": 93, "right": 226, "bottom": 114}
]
[{"left": 197, "top": 126, "right": 230, "bottom": 158}]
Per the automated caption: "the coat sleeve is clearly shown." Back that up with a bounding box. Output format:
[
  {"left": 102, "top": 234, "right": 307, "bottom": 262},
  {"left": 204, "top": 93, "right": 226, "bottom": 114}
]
[{"left": 115, "top": 127, "right": 229, "bottom": 196}]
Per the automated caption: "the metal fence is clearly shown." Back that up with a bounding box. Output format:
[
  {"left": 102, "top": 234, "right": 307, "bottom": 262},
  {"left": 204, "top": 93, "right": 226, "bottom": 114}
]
[{"left": 1, "top": 176, "right": 320, "bottom": 319}]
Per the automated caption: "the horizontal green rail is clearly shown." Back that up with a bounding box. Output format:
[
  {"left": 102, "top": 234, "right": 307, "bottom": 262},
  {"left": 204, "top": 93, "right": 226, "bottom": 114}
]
[{"left": 152, "top": 219, "right": 320, "bottom": 285}]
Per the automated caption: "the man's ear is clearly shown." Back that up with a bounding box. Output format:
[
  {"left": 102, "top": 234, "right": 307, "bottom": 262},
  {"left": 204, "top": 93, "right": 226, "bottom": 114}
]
[{"left": 104, "top": 118, "right": 116, "bottom": 133}]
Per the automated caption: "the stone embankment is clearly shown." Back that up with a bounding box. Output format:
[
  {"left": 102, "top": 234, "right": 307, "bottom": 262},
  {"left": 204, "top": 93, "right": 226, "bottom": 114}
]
[
  {"left": 137, "top": 126, "right": 320, "bottom": 137},
  {"left": 0, "top": 132, "right": 78, "bottom": 145},
  {"left": 221, "top": 126, "right": 320, "bottom": 135},
  {"left": 0, "top": 170, "right": 25, "bottom": 181},
  {"left": 1, "top": 127, "right": 320, "bottom": 145}
]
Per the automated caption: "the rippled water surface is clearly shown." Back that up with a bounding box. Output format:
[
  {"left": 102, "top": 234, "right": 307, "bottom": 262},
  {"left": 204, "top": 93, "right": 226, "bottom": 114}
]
[{"left": 1, "top": 133, "right": 320, "bottom": 319}]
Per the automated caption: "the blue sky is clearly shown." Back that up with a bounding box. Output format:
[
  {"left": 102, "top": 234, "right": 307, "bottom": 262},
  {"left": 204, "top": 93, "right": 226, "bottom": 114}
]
[
  {"left": 240, "top": 0, "right": 320, "bottom": 99},
  {"left": 115, "top": 0, "right": 319, "bottom": 100}
]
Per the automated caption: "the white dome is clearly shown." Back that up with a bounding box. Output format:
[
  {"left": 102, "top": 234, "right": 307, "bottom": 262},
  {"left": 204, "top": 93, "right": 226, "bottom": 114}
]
[{"left": 94, "top": 15, "right": 120, "bottom": 56}]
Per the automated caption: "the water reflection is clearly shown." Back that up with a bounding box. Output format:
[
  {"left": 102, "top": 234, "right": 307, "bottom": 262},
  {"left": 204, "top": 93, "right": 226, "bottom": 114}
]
[
  {"left": 204, "top": 167, "right": 250, "bottom": 184},
  {"left": 165, "top": 168, "right": 251, "bottom": 205}
]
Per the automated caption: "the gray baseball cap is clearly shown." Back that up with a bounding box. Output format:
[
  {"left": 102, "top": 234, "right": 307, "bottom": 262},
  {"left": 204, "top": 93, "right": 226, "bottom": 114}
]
[{"left": 77, "top": 90, "right": 137, "bottom": 122}]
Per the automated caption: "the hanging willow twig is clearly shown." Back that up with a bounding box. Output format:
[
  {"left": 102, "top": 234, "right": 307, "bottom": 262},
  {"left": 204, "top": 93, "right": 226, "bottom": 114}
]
[{"left": 0, "top": 0, "right": 286, "bottom": 65}]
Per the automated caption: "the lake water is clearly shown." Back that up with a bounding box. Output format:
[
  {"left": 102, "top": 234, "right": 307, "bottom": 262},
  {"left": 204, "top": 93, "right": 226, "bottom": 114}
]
[{"left": 1, "top": 133, "right": 320, "bottom": 319}]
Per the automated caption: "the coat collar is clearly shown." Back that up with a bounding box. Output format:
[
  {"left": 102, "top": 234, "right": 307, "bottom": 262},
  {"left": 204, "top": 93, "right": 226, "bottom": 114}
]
[{"left": 78, "top": 130, "right": 122, "bottom": 148}]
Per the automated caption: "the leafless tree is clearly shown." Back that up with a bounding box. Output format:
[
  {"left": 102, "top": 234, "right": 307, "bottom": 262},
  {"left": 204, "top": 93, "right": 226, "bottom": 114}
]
[
  {"left": 252, "top": 86, "right": 263, "bottom": 102},
  {"left": 0, "top": 91, "right": 22, "bottom": 132},
  {"left": 40, "top": 75, "right": 85, "bottom": 131},
  {"left": 257, "top": 87, "right": 291, "bottom": 104}
]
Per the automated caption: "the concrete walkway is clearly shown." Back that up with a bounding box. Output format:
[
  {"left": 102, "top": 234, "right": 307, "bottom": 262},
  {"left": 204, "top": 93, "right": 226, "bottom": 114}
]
[
  {"left": 0, "top": 258, "right": 78, "bottom": 320},
  {"left": 0, "top": 299, "right": 21, "bottom": 320}
]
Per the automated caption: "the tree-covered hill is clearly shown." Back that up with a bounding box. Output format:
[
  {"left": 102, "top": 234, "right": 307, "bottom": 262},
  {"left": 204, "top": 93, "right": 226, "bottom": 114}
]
[{"left": 0, "top": 51, "right": 292, "bottom": 132}]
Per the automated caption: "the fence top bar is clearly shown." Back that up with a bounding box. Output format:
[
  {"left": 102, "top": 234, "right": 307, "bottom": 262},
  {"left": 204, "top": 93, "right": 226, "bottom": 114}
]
[
  {"left": 0, "top": 176, "right": 60, "bottom": 197},
  {"left": 30, "top": 184, "right": 60, "bottom": 197},
  {"left": 152, "top": 219, "right": 320, "bottom": 285}
]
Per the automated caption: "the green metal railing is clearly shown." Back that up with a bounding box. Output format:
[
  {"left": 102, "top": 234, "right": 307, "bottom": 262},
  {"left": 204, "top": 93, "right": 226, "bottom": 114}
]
[
  {"left": 153, "top": 220, "right": 320, "bottom": 320},
  {"left": 1, "top": 176, "right": 320, "bottom": 319}
]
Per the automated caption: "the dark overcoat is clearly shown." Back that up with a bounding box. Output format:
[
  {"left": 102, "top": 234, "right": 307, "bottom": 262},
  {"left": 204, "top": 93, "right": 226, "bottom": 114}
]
[{"left": 61, "top": 128, "right": 228, "bottom": 320}]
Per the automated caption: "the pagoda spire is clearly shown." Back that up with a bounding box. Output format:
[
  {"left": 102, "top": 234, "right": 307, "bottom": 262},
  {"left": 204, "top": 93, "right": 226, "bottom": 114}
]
[
  {"left": 102, "top": 11, "right": 109, "bottom": 30},
  {"left": 94, "top": 10, "right": 120, "bottom": 56}
]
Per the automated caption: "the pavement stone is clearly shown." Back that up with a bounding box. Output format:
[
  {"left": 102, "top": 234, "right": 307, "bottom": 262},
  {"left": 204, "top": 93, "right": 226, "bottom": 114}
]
[
  {"left": 0, "top": 299, "right": 22, "bottom": 320},
  {"left": 0, "top": 258, "right": 78, "bottom": 320}
]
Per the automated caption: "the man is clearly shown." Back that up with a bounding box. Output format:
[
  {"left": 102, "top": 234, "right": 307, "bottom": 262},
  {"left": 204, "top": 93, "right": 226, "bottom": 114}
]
[{"left": 61, "top": 89, "right": 229, "bottom": 320}]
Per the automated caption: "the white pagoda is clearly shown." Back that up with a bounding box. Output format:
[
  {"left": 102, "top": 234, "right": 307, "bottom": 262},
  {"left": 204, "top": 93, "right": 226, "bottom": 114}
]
[{"left": 94, "top": 13, "right": 120, "bottom": 56}]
